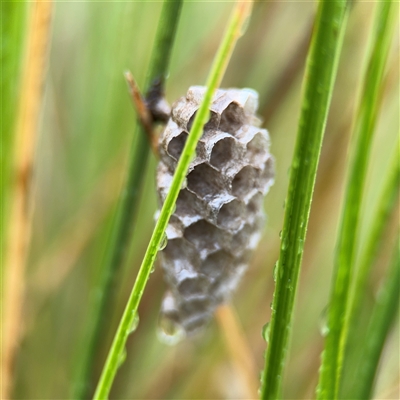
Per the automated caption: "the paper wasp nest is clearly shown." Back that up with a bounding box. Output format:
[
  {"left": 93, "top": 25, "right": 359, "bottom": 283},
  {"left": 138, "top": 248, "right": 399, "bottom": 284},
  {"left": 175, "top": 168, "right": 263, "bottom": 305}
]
[{"left": 157, "top": 86, "right": 274, "bottom": 336}]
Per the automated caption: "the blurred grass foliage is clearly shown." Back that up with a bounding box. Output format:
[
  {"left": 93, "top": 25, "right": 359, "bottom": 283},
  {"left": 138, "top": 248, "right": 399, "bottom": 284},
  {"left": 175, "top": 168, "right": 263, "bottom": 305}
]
[
  {"left": 5, "top": 1, "right": 399, "bottom": 399},
  {"left": 1, "top": 0, "right": 27, "bottom": 272},
  {"left": 318, "top": 2, "right": 396, "bottom": 398}
]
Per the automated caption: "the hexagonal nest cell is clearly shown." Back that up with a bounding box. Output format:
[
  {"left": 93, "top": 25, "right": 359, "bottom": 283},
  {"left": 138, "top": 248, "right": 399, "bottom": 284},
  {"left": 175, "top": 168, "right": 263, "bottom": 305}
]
[
  {"left": 220, "top": 102, "right": 246, "bottom": 133},
  {"left": 209, "top": 137, "right": 238, "bottom": 170},
  {"left": 175, "top": 189, "right": 204, "bottom": 220},
  {"left": 217, "top": 199, "right": 244, "bottom": 231},
  {"left": 232, "top": 166, "right": 258, "bottom": 198},
  {"left": 178, "top": 275, "right": 210, "bottom": 298},
  {"left": 187, "top": 163, "right": 223, "bottom": 198},
  {"left": 183, "top": 219, "right": 223, "bottom": 257},
  {"left": 187, "top": 110, "right": 220, "bottom": 132},
  {"left": 200, "top": 250, "right": 234, "bottom": 278},
  {"left": 247, "top": 132, "right": 269, "bottom": 166},
  {"left": 167, "top": 132, "right": 188, "bottom": 160},
  {"left": 162, "top": 238, "right": 200, "bottom": 276},
  {"left": 180, "top": 296, "right": 211, "bottom": 317}
]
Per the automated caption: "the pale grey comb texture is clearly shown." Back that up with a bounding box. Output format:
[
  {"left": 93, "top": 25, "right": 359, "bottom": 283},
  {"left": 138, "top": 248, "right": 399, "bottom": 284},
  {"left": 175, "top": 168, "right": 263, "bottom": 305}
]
[{"left": 157, "top": 86, "right": 274, "bottom": 335}]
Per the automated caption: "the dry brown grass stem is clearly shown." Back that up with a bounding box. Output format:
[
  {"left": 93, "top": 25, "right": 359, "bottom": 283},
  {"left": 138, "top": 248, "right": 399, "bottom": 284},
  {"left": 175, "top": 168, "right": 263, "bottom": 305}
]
[
  {"left": 2, "top": 1, "right": 53, "bottom": 398},
  {"left": 124, "top": 71, "right": 159, "bottom": 156},
  {"left": 215, "top": 303, "right": 259, "bottom": 399}
]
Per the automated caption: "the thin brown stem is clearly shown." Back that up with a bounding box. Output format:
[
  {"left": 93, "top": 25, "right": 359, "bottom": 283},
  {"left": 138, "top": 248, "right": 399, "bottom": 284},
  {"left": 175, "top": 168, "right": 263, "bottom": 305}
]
[
  {"left": 124, "top": 71, "right": 159, "bottom": 156},
  {"left": 2, "top": 1, "right": 53, "bottom": 398},
  {"left": 215, "top": 304, "right": 259, "bottom": 399}
]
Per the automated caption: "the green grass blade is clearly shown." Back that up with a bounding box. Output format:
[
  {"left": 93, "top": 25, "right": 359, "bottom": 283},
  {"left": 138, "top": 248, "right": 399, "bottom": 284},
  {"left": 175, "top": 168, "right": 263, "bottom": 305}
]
[
  {"left": 341, "top": 139, "right": 400, "bottom": 397},
  {"left": 317, "top": 2, "right": 396, "bottom": 399},
  {"left": 72, "top": 1, "right": 183, "bottom": 398},
  {"left": 352, "top": 240, "right": 400, "bottom": 399},
  {"left": 92, "top": 3, "right": 252, "bottom": 399},
  {"left": 259, "top": 1, "right": 349, "bottom": 399}
]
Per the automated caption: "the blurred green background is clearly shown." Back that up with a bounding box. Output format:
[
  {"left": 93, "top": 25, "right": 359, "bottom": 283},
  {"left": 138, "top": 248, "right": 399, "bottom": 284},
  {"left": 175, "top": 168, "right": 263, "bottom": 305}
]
[{"left": 7, "top": 1, "right": 398, "bottom": 399}]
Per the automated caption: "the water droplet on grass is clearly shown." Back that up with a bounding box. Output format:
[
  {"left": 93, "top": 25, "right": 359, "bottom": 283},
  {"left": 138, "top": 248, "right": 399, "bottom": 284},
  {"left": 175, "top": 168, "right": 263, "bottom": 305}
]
[
  {"left": 258, "top": 371, "right": 265, "bottom": 394},
  {"left": 262, "top": 322, "right": 270, "bottom": 342},
  {"left": 319, "top": 306, "right": 330, "bottom": 337},
  {"left": 128, "top": 312, "right": 139, "bottom": 334},
  {"left": 297, "top": 239, "right": 304, "bottom": 254},
  {"left": 292, "top": 156, "right": 300, "bottom": 168},
  {"left": 273, "top": 261, "right": 279, "bottom": 282},
  {"left": 159, "top": 234, "right": 168, "bottom": 250}
]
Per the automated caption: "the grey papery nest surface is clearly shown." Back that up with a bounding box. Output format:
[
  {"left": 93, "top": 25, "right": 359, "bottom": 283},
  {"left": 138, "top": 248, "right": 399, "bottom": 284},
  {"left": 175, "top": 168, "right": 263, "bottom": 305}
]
[{"left": 157, "top": 86, "right": 275, "bottom": 335}]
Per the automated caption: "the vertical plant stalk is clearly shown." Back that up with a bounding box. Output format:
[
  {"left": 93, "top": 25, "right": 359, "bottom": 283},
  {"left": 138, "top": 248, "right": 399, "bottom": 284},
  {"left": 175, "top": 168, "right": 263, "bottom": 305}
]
[
  {"left": 73, "top": 2, "right": 183, "bottom": 399},
  {"left": 0, "top": 1, "right": 27, "bottom": 255},
  {"left": 93, "top": 2, "right": 253, "bottom": 398},
  {"left": 343, "top": 140, "right": 399, "bottom": 376},
  {"left": 317, "top": 3, "right": 395, "bottom": 399},
  {"left": 1, "top": 1, "right": 53, "bottom": 399},
  {"left": 215, "top": 304, "right": 259, "bottom": 399},
  {"left": 340, "top": 140, "right": 399, "bottom": 398},
  {"left": 352, "top": 240, "right": 400, "bottom": 399},
  {"left": 260, "top": 1, "right": 349, "bottom": 399}
]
